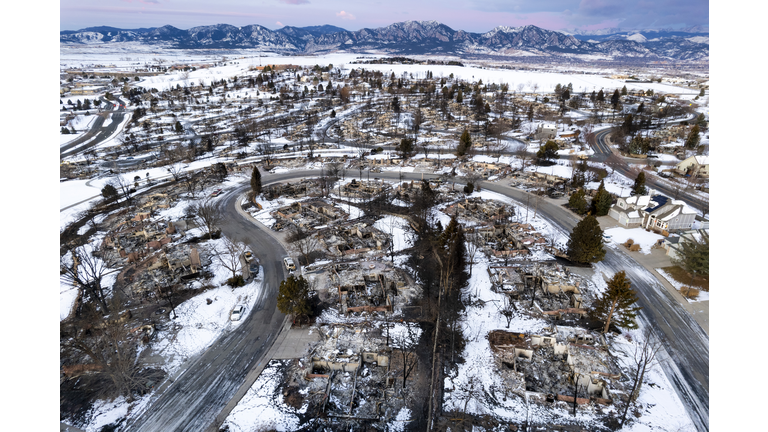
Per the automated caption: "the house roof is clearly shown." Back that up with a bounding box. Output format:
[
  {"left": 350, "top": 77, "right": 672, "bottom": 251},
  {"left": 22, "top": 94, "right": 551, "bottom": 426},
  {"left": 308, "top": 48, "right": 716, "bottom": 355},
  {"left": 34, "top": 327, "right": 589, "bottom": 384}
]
[
  {"left": 695, "top": 155, "right": 709, "bottom": 165},
  {"left": 643, "top": 195, "right": 669, "bottom": 213},
  {"left": 625, "top": 195, "right": 651, "bottom": 207}
]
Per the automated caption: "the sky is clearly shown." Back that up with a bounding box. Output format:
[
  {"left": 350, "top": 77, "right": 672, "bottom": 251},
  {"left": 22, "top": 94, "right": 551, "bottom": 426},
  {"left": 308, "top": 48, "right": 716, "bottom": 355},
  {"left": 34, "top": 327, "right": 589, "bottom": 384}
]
[{"left": 60, "top": 0, "right": 708, "bottom": 33}]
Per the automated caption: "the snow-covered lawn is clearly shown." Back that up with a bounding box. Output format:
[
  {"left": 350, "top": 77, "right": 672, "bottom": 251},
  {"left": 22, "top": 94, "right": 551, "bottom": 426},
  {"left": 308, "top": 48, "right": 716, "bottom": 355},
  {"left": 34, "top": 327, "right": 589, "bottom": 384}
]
[
  {"left": 604, "top": 227, "right": 665, "bottom": 254},
  {"left": 374, "top": 215, "right": 411, "bottom": 252},
  {"left": 222, "top": 360, "right": 306, "bottom": 432}
]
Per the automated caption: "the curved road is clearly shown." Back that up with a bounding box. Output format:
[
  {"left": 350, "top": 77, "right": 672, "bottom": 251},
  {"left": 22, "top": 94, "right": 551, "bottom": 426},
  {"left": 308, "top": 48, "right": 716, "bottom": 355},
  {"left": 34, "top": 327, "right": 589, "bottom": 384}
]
[
  {"left": 590, "top": 120, "right": 708, "bottom": 213},
  {"left": 126, "top": 183, "right": 289, "bottom": 432},
  {"left": 60, "top": 98, "right": 128, "bottom": 160}
]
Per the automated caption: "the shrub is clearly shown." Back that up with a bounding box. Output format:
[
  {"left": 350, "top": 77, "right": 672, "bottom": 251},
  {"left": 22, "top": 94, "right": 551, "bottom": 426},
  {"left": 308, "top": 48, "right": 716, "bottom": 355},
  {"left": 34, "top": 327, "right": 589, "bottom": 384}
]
[
  {"left": 226, "top": 275, "right": 245, "bottom": 288},
  {"left": 463, "top": 182, "right": 475, "bottom": 194}
]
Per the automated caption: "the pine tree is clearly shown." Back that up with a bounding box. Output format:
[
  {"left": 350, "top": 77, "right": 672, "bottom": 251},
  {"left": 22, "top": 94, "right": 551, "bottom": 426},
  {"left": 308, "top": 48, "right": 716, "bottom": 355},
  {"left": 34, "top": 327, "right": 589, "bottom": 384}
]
[
  {"left": 611, "top": 89, "right": 620, "bottom": 108},
  {"left": 631, "top": 172, "right": 647, "bottom": 196},
  {"left": 671, "top": 231, "right": 709, "bottom": 282},
  {"left": 591, "top": 180, "right": 613, "bottom": 216},
  {"left": 589, "top": 271, "right": 641, "bottom": 333},
  {"left": 456, "top": 89, "right": 463, "bottom": 103},
  {"left": 685, "top": 125, "right": 701, "bottom": 149},
  {"left": 566, "top": 215, "right": 605, "bottom": 264},
  {"left": 568, "top": 188, "right": 588, "bottom": 215},
  {"left": 250, "top": 166, "right": 262, "bottom": 196},
  {"left": 621, "top": 85, "right": 628, "bottom": 96},
  {"left": 457, "top": 129, "right": 471, "bottom": 156},
  {"left": 277, "top": 275, "right": 312, "bottom": 321}
]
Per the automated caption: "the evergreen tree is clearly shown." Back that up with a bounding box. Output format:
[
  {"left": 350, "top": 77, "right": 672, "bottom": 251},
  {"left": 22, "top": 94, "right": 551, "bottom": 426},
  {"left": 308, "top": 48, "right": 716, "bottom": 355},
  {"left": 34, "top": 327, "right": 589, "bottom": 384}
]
[
  {"left": 611, "top": 89, "right": 620, "bottom": 108},
  {"left": 398, "top": 137, "right": 414, "bottom": 159},
  {"left": 277, "top": 275, "right": 312, "bottom": 321},
  {"left": 671, "top": 231, "right": 709, "bottom": 282},
  {"left": 566, "top": 215, "right": 605, "bottom": 264},
  {"left": 175, "top": 121, "right": 184, "bottom": 134},
  {"left": 621, "top": 85, "right": 628, "bottom": 96},
  {"left": 456, "top": 89, "right": 463, "bottom": 103},
  {"left": 536, "top": 140, "right": 559, "bottom": 164},
  {"left": 695, "top": 113, "right": 708, "bottom": 130},
  {"left": 596, "top": 89, "right": 605, "bottom": 103},
  {"left": 457, "top": 129, "right": 471, "bottom": 156},
  {"left": 591, "top": 180, "right": 613, "bottom": 216},
  {"left": 568, "top": 188, "right": 588, "bottom": 215},
  {"left": 250, "top": 166, "right": 262, "bottom": 196},
  {"left": 526, "top": 104, "right": 534, "bottom": 121},
  {"left": 101, "top": 184, "right": 119, "bottom": 202},
  {"left": 685, "top": 125, "right": 701, "bottom": 149},
  {"left": 631, "top": 172, "right": 647, "bottom": 196},
  {"left": 61, "top": 127, "right": 70, "bottom": 134},
  {"left": 589, "top": 271, "right": 641, "bottom": 333},
  {"left": 330, "top": 109, "right": 335, "bottom": 118}
]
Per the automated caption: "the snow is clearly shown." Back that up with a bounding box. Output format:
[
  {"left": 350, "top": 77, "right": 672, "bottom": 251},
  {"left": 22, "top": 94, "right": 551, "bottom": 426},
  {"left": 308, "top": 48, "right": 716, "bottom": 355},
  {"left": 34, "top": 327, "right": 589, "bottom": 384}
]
[
  {"left": 148, "top": 263, "right": 264, "bottom": 375},
  {"left": 374, "top": 215, "right": 410, "bottom": 252},
  {"left": 603, "top": 227, "right": 665, "bottom": 254},
  {"left": 222, "top": 360, "right": 305, "bottom": 432}
]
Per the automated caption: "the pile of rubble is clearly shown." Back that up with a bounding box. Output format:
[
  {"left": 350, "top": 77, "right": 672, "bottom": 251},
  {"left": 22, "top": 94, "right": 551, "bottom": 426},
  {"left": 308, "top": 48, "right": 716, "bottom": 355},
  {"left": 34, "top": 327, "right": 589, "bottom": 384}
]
[{"left": 488, "top": 326, "right": 621, "bottom": 407}]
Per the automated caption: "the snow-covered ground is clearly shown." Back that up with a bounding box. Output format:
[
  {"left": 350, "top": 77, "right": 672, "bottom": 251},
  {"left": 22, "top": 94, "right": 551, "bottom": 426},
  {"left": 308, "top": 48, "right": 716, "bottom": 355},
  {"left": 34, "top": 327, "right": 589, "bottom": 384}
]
[{"left": 604, "top": 227, "right": 666, "bottom": 254}]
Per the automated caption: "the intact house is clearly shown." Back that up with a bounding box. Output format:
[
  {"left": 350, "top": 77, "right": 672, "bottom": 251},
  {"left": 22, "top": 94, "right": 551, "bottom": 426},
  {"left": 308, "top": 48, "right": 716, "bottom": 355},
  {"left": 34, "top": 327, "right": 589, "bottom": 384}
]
[
  {"left": 608, "top": 192, "right": 697, "bottom": 232},
  {"left": 535, "top": 123, "right": 557, "bottom": 140},
  {"left": 675, "top": 155, "right": 709, "bottom": 178}
]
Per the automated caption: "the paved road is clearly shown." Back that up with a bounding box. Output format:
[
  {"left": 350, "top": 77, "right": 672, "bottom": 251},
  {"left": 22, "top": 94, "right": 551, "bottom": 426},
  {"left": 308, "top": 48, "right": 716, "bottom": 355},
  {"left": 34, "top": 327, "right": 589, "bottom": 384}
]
[
  {"left": 125, "top": 183, "right": 288, "bottom": 432},
  {"left": 589, "top": 119, "right": 709, "bottom": 213},
  {"left": 61, "top": 98, "right": 128, "bottom": 160}
]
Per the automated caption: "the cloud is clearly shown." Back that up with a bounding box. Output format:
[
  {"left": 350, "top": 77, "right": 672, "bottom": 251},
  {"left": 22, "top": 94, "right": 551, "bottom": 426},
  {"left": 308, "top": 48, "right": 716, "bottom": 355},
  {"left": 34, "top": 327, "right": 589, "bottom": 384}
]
[
  {"left": 121, "top": 0, "right": 160, "bottom": 4},
  {"left": 276, "top": 21, "right": 284, "bottom": 27},
  {"left": 336, "top": 11, "right": 356, "bottom": 20},
  {"left": 278, "top": 0, "right": 310, "bottom": 4}
]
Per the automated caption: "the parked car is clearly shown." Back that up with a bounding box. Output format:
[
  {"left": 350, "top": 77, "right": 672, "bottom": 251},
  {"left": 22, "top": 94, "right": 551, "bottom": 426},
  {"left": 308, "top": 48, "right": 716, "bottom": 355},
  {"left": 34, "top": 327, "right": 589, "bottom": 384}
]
[
  {"left": 284, "top": 257, "right": 296, "bottom": 271},
  {"left": 249, "top": 262, "right": 260, "bottom": 276},
  {"left": 230, "top": 304, "right": 245, "bottom": 321},
  {"left": 211, "top": 188, "right": 223, "bottom": 197},
  {"left": 244, "top": 249, "right": 254, "bottom": 263}
]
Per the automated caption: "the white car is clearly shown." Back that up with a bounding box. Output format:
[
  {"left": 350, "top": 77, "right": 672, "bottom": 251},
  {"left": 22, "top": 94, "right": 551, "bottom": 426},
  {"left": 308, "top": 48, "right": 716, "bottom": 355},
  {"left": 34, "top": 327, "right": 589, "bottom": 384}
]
[
  {"left": 244, "top": 249, "right": 254, "bottom": 263},
  {"left": 230, "top": 304, "right": 245, "bottom": 321},
  {"left": 284, "top": 257, "right": 296, "bottom": 271}
]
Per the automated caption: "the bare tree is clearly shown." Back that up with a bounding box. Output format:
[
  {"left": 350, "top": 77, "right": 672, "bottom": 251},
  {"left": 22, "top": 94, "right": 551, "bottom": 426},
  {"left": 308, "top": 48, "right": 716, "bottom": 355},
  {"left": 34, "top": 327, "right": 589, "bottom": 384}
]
[
  {"left": 214, "top": 237, "right": 246, "bottom": 279},
  {"left": 191, "top": 199, "right": 223, "bottom": 239},
  {"left": 465, "top": 231, "right": 480, "bottom": 277},
  {"left": 621, "top": 329, "right": 663, "bottom": 426},
  {"left": 496, "top": 294, "right": 516, "bottom": 328},
  {"left": 183, "top": 174, "right": 202, "bottom": 198},
  {"left": 286, "top": 226, "right": 320, "bottom": 266},
  {"left": 60, "top": 245, "right": 119, "bottom": 314},
  {"left": 110, "top": 175, "right": 134, "bottom": 203},
  {"left": 392, "top": 321, "right": 420, "bottom": 389},
  {"left": 60, "top": 300, "right": 161, "bottom": 401},
  {"left": 167, "top": 162, "right": 185, "bottom": 182}
]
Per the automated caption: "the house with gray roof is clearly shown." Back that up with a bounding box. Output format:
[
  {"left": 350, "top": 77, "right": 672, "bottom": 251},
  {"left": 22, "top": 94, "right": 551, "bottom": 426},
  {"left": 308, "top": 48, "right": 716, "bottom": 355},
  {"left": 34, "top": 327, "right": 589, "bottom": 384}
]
[{"left": 608, "top": 191, "right": 697, "bottom": 232}]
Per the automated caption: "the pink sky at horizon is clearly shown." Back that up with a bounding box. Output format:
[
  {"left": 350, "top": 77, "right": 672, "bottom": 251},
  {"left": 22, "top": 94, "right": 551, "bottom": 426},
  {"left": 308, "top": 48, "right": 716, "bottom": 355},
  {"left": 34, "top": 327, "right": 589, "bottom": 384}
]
[{"left": 60, "top": 0, "right": 706, "bottom": 33}]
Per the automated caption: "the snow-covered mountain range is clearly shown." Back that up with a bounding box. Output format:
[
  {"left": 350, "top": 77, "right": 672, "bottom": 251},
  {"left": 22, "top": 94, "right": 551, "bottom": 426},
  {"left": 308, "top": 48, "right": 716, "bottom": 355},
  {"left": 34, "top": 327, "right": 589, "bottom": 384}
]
[{"left": 60, "top": 21, "right": 708, "bottom": 62}]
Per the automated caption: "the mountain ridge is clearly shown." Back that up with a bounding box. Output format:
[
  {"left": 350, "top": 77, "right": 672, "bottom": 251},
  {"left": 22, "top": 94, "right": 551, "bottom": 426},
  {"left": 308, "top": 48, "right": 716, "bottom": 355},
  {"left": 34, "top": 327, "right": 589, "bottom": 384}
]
[{"left": 60, "top": 20, "right": 708, "bottom": 62}]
